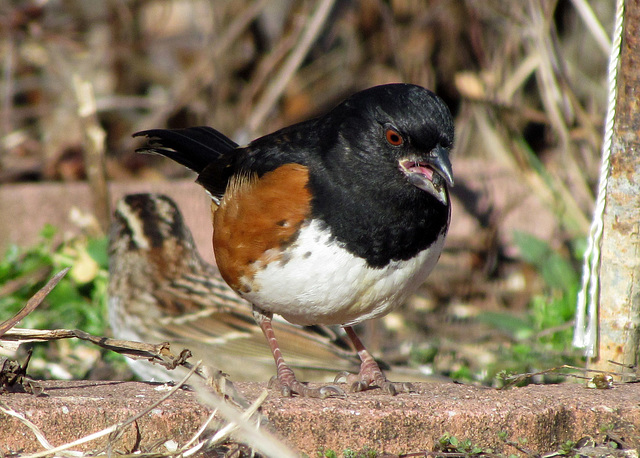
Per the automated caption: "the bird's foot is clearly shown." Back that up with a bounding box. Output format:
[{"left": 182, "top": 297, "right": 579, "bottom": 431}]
[
  {"left": 334, "top": 370, "right": 414, "bottom": 395},
  {"left": 338, "top": 325, "right": 415, "bottom": 395},
  {"left": 268, "top": 375, "right": 345, "bottom": 398}
]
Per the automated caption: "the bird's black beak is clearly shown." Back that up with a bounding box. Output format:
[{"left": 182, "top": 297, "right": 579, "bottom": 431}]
[
  {"left": 399, "top": 145, "right": 453, "bottom": 205},
  {"left": 427, "top": 145, "right": 454, "bottom": 188}
]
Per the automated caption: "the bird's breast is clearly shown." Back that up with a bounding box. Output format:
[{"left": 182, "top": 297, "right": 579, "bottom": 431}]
[{"left": 238, "top": 219, "right": 446, "bottom": 326}]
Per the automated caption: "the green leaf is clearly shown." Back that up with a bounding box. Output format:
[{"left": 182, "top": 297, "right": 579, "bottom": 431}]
[
  {"left": 477, "top": 311, "right": 533, "bottom": 340},
  {"left": 39, "top": 223, "right": 58, "bottom": 240},
  {"left": 512, "top": 231, "right": 577, "bottom": 290},
  {"left": 87, "top": 237, "right": 109, "bottom": 268}
]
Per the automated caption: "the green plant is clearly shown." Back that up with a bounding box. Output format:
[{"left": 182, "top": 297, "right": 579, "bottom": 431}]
[
  {"left": 559, "top": 440, "right": 577, "bottom": 455},
  {"left": 446, "top": 232, "right": 586, "bottom": 386},
  {"left": 599, "top": 423, "right": 615, "bottom": 433},
  {"left": 1, "top": 225, "right": 108, "bottom": 332},
  {"left": 0, "top": 224, "right": 119, "bottom": 379},
  {"left": 437, "top": 433, "right": 485, "bottom": 455},
  {"left": 318, "top": 448, "right": 376, "bottom": 458},
  {"left": 515, "top": 232, "right": 580, "bottom": 340},
  {"left": 489, "top": 231, "right": 580, "bottom": 339}
]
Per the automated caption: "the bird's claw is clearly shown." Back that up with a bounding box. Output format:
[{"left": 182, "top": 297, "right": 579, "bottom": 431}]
[
  {"left": 351, "top": 380, "right": 369, "bottom": 392},
  {"left": 399, "top": 381, "right": 416, "bottom": 393},
  {"left": 334, "top": 371, "right": 413, "bottom": 395},
  {"left": 269, "top": 375, "right": 345, "bottom": 398},
  {"left": 318, "top": 385, "right": 346, "bottom": 398},
  {"left": 333, "top": 371, "right": 350, "bottom": 384}
]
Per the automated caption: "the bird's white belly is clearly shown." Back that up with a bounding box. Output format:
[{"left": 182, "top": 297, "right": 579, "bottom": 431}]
[{"left": 240, "top": 220, "right": 446, "bottom": 326}]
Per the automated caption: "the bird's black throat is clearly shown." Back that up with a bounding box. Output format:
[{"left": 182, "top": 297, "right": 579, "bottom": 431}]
[{"left": 308, "top": 173, "right": 450, "bottom": 269}]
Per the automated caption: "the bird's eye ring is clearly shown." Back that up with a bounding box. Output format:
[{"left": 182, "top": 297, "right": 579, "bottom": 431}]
[{"left": 385, "top": 128, "right": 403, "bottom": 146}]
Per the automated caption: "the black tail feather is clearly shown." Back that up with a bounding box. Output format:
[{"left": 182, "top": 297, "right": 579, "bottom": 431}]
[{"left": 134, "top": 126, "right": 238, "bottom": 174}]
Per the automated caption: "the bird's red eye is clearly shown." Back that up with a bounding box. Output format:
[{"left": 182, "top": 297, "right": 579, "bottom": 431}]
[{"left": 385, "top": 128, "right": 403, "bottom": 146}]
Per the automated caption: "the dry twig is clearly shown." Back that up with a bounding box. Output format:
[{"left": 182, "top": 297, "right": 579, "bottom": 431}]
[{"left": 0, "top": 268, "right": 69, "bottom": 338}]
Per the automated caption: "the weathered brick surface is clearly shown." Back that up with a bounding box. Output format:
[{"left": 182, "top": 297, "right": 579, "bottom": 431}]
[
  {"left": 1, "top": 381, "right": 638, "bottom": 456},
  {"left": 0, "top": 381, "right": 210, "bottom": 454}
]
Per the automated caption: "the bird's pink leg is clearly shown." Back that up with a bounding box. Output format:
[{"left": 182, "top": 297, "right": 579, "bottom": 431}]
[
  {"left": 253, "top": 306, "right": 344, "bottom": 398},
  {"left": 337, "top": 325, "right": 413, "bottom": 395}
]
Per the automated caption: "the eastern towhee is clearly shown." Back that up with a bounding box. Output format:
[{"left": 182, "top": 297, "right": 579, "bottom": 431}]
[{"left": 134, "top": 83, "right": 454, "bottom": 397}]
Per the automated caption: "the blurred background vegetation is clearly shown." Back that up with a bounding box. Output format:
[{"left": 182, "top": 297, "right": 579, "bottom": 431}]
[{"left": 0, "top": 0, "right": 614, "bottom": 385}]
